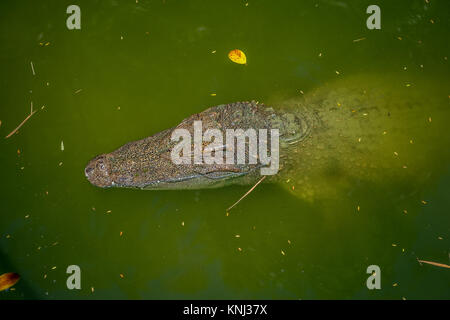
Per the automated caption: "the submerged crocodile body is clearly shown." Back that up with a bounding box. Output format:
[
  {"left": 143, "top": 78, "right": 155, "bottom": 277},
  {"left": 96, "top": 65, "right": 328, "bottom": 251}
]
[{"left": 85, "top": 75, "right": 450, "bottom": 198}]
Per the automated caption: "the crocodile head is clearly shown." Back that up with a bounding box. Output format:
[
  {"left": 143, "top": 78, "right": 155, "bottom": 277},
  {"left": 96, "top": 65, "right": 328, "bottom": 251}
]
[{"left": 85, "top": 101, "right": 307, "bottom": 190}]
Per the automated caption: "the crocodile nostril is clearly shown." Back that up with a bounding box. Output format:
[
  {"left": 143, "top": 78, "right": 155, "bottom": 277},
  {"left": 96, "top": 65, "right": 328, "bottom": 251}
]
[{"left": 85, "top": 166, "right": 94, "bottom": 177}]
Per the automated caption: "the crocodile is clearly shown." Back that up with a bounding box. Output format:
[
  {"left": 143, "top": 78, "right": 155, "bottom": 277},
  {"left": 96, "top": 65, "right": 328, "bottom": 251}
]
[{"left": 85, "top": 74, "right": 450, "bottom": 200}]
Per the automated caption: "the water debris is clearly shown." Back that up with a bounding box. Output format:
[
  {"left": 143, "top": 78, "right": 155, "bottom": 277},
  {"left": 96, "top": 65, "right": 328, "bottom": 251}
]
[
  {"left": 106, "top": 210, "right": 112, "bottom": 214},
  {"left": 0, "top": 120, "right": 2, "bottom": 127},
  {"left": 287, "top": 240, "right": 291, "bottom": 245},
  {"left": 228, "top": 49, "right": 247, "bottom": 65},
  {"left": 393, "top": 283, "right": 398, "bottom": 287},
  {"left": 210, "top": 93, "right": 217, "bottom": 96},
  {"left": 357, "top": 205, "right": 360, "bottom": 212},
  {"left": 335, "top": 70, "right": 340, "bottom": 75},
  {"left": 417, "top": 259, "right": 450, "bottom": 269},
  {"left": 421, "top": 200, "right": 428, "bottom": 205},
  {"left": 281, "top": 250, "right": 286, "bottom": 256},
  {"left": 353, "top": 37, "right": 366, "bottom": 42},
  {"left": 211, "top": 50, "right": 216, "bottom": 54},
  {"left": 30, "top": 61, "right": 36, "bottom": 75},
  {"left": 235, "top": 234, "right": 240, "bottom": 238},
  {"left": 91, "top": 287, "right": 95, "bottom": 293},
  {"left": 403, "top": 209, "right": 408, "bottom": 214},
  {"left": 61, "top": 141, "right": 64, "bottom": 151},
  {"left": 181, "top": 221, "right": 185, "bottom": 226},
  {"left": 5, "top": 102, "right": 37, "bottom": 139},
  {"left": 119, "top": 273, "right": 124, "bottom": 279},
  {"left": 119, "top": 231, "right": 123, "bottom": 236},
  {"left": 226, "top": 175, "right": 266, "bottom": 212},
  {"left": 0, "top": 272, "right": 20, "bottom": 291},
  {"left": 428, "top": 117, "right": 432, "bottom": 123},
  {"left": 74, "top": 89, "right": 82, "bottom": 94},
  {"left": 237, "top": 247, "right": 242, "bottom": 252}
]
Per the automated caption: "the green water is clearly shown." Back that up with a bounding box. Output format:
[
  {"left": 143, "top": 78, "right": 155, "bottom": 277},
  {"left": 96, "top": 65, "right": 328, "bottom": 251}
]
[{"left": 1, "top": 0, "right": 449, "bottom": 299}]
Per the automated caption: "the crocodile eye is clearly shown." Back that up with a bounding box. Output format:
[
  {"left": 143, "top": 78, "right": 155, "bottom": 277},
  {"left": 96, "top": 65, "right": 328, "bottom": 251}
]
[{"left": 97, "top": 161, "right": 106, "bottom": 171}]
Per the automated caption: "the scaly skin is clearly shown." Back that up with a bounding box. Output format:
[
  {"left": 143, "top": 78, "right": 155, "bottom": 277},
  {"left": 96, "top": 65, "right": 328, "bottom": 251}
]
[
  {"left": 84, "top": 101, "right": 317, "bottom": 190},
  {"left": 85, "top": 75, "right": 450, "bottom": 198}
]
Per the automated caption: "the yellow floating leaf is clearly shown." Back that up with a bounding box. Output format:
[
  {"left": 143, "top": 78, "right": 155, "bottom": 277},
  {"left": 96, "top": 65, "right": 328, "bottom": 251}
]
[
  {"left": 0, "top": 272, "right": 20, "bottom": 291},
  {"left": 228, "top": 49, "right": 247, "bottom": 64}
]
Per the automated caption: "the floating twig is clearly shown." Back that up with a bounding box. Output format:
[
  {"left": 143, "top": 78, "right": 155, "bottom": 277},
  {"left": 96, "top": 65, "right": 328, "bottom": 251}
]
[
  {"left": 353, "top": 37, "right": 366, "bottom": 43},
  {"left": 30, "top": 61, "right": 36, "bottom": 75},
  {"left": 227, "top": 175, "right": 266, "bottom": 212},
  {"left": 417, "top": 259, "right": 450, "bottom": 269},
  {"left": 5, "top": 102, "right": 37, "bottom": 139}
]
